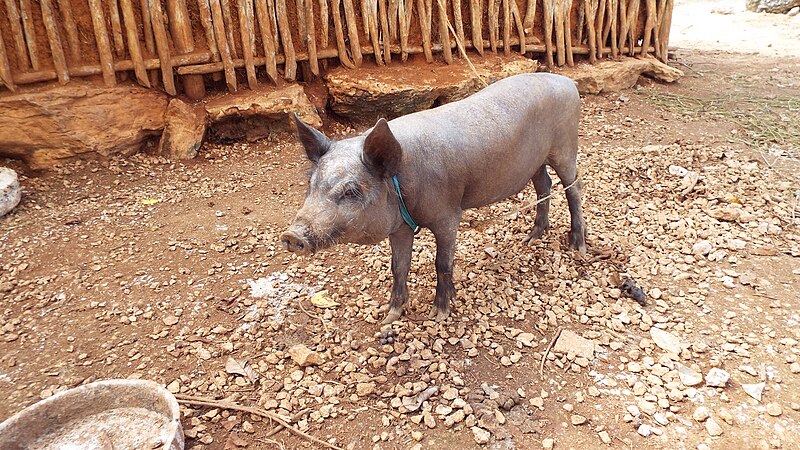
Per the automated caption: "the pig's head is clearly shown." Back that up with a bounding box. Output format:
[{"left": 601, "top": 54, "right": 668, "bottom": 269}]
[{"left": 280, "top": 114, "right": 404, "bottom": 255}]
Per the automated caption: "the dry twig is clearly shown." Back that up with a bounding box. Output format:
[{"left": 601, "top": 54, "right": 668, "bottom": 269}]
[{"left": 539, "top": 327, "right": 562, "bottom": 379}]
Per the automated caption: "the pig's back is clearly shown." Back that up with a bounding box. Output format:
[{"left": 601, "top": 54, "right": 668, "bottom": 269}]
[{"left": 389, "top": 73, "right": 580, "bottom": 209}]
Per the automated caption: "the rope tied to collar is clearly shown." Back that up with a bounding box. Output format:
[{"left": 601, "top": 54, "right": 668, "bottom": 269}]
[{"left": 391, "top": 175, "right": 421, "bottom": 234}]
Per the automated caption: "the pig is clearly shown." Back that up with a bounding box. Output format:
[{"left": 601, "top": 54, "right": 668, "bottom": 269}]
[{"left": 281, "top": 73, "right": 586, "bottom": 324}]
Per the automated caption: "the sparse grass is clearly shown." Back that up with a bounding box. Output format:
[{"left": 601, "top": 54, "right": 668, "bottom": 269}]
[{"left": 640, "top": 89, "right": 800, "bottom": 153}]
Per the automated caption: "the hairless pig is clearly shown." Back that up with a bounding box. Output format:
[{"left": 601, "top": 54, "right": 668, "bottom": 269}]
[{"left": 281, "top": 73, "right": 587, "bottom": 324}]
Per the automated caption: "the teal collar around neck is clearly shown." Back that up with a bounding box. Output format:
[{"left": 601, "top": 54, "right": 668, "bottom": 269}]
[{"left": 391, "top": 175, "right": 420, "bottom": 234}]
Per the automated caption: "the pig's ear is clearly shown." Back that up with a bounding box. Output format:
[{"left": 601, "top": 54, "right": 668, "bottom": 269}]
[
  {"left": 293, "top": 113, "right": 330, "bottom": 163},
  {"left": 363, "top": 118, "right": 402, "bottom": 176}
]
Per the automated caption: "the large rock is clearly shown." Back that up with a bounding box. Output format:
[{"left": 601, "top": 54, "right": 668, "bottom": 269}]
[
  {"left": 552, "top": 330, "right": 595, "bottom": 359},
  {"left": 205, "top": 84, "right": 321, "bottom": 141},
  {"left": 748, "top": 0, "right": 800, "bottom": 13},
  {"left": 158, "top": 98, "right": 207, "bottom": 159},
  {"left": 0, "top": 82, "right": 168, "bottom": 168},
  {"left": 325, "top": 55, "right": 539, "bottom": 123},
  {"left": 566, "top": 56, "right": 683, "bottom": 94},
  {"left": 0, "top": 167, "right": 21, "bottom": 216}
]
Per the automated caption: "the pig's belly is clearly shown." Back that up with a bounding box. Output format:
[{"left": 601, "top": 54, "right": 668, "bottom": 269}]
[{"left": 460, "top": 164, "right": 541, "bottom": 209}]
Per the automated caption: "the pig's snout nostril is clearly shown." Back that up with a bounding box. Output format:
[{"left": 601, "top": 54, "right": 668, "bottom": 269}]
[{"left": 280, "top": 230, "right": 309, "bottom": 254}]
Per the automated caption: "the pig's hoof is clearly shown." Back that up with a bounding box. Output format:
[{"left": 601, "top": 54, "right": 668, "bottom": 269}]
[
  {"left": 523, "top": 225, "right": 548, "bottom": 246},
  {"left": 428, "top": 306, "right": 450, "bottom": 322},
  {"left": 568, "top": 230, "right": 587, "bottom": 257},
  {"left": 382, "top": 308, "right": 404, "bottom": 324}
]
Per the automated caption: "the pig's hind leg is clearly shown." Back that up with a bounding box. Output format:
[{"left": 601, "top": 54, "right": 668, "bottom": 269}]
[
  {"left": 383, "top": 228, "right": 415, "bottom": 324},
  {"left": 551, "top": 160, "right": 587, "bottom": 256},
  {"left": 522, "top": 165, "right": 552, "bottom": 245},
  {"left": 429, "top": 214, "right": 462, "bottom": 322}
]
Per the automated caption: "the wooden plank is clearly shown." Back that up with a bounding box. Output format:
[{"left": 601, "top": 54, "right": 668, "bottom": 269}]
[
  {"left": 274, "top": 0, "right": 297, "bottom": 79},
  {"left": 18, "top": 0, "right": 40, "bottom": 69},
  {"left": 488, "top": 0, "right": 497, "bottom": 52},
  {"left": 554, "top": 0, "right": 565, "bottom": 65},
  {"left": 437, "top": 0, "right": 452, "bottom": 62},
  {"left": 254, "top": 0, "right": 280, "bottom": 79},
  {"left": 379, "top": 0, "right": 391, "bottom": 63},
  {"left": 304, "top": 0, "right": 320, "bottom": 73},
  {"left": 40, "top": 0, "right": 70, "bottom": 84},
  {"left": 88, "top": 0, "right": 117, "bottom": 85},
  {"left": 388, "top": 0, "right": 398, "bottom": 40},
  {"left": 0, "top": 30, "right": 16, "bottom": 91},
  {"left": 56, "top": 0, "right": 81, "bottom": 63},
  {"left": 108, "top": 0, "right": 126, "bottom": 56},
  {"left": 342, "top": 0, "right": 363, "bottom": 66},
  {"left": 139, "top": 0, "right": 159, "bottom": 84},
  {"left": 416, "top": 0, "right": 433, "bottom": 61},
  {"left": 469, "top": 0, "right": 483, "bottom": 55},
  {"left": 236, "top": 0, "right": 258, "bottom": 87},
  {"left": 120, "top": 0, "right": 150, "bottom": 86},
  {"left": 149, "top": 0, "right": 176, "bottom": 95},
  {"left": 221, "top": 0, "right": 239, "bottom": 58},
  {"left": 3, "top": 0, "right": 30, "bottom": 68},
  {"left": 197, "top": 0, "right": 220, "bottom": 60},
  {"left": 209, "top": 0, "right": 238, "bottom": 87}
]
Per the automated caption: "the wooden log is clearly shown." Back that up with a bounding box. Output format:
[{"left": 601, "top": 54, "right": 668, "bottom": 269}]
[
  {"left": 398, "top": 0, "right": 410, "bottom": 60},
  {"left": 640, "top": 0, "right": 655, "bottom": 56},
  {"left": 274, "top": 0, "right": 297, "bottom": 78},
  {"left": 359, "top": 0, "right": 369, "bottom": 31},
  {"left": 366, "top": 0, "right": 383, "bottom": 65},
  {"left": 88, "top": 0, "right": 117, "bottom": 86},
  {"left": 149, "top": 0, "right": 177, "bottom": 95},
  {"left": 452, "top": 0, "right": 464, "bottom": 46},
  {"left": 56, "top": 0, "right": 82, "bottom": 63},
  {"left": 652, "top": 0, "right": 664, "bottom": 59},
  {"left": 627, "top": 0, "right": 640, "bottom": 55},
  {"left": 2, "top": 0, "right": 30, "bottom": 68},
  {"left": 342, "top": 0, "right": 363, "bottom": 66},
  {"left": 197, "top": 0, "right": 221, "bottom": 60},
  {"left": 616, "top": 0, "right": 627, "bottom": 57},
  {"left": 487, "top": 0, "right": 497, "bottom": 52},
  {"left": 108, "top": 0, "right": 126, "bottom": 56},
  {"left": 542, "top": 0, "right": 554, "bottom": 65},
  {"left": 221, "top": 0, "right": 239, "bottom": 58},
  {"left": 388, "top": 0, "right": 398, "bottom": 40},
  {"left": 120, "top": 0, "right": 152, "bottom": 86},
  {"left": 18, "top": 0, "right": 40, "bottom": 70},
  {"left": 575, "top": 0, "right": 584, "bottom": 45},
  {"left": 379, "top": 0, "right": 391, "bottom": 63},
  {"left": 139, "top": 0, "right": 160, "bottom": 84},
  {"left": 563, "top": 0, "right": 573, "bottom": 65},
  {"left": 167, "top": 0, "right": 206, "bottom": 97},
  {"left": 330, "top": 0, "right": 355, "bottom": 67},
  {"left": 209, "top": 0, "right": 239, "bottom": 87},
  {"left": 266, "top": 0, "right": 278, "bottom": 45},
  {"left": 469, "top": 0, "right": 483, "bottom": 55},
  {"left": 660, "top": 0, "right": 672, "bottom": 59},
  {"left": 437, "top": 0, "right": 453, "bottom": 63},
  {"left": 583, "top": 0, "right": 596, "bottom": 62},
  {"left": 595, "top": 0, "right": 606, "bottom": 58},
  {"left": 254, "top": 0, "right": 280, "bottom": 78},
  {"left": 0, "top": 30, "right": 16, "bottom": 91},
  {"left": 417, "top": 0, "right": 433, "bottom": 61},
  {"left": 509, "top": 0, "right": 525, "bottom": 54},
  {"left": 41, "top": 0, "right": 70, "bottom": 84},
  {"left": 524, "top": 0, "right": 536, "bottom": 32},
  {"left": 319, "top": 0, "right": 329, "bottom": 47},
  {"left": 553, "top": 0, "right": 565, "bottom": 65},
  {"left": 303, "top": 0, "right": 320, "bottom": 74},
  {"left": 501, "top": 0, "right": 510, "bottom": 55},
  {"left": 608, "top": 0, "right": 617, "bottom": 57},
  {"left": 235, "top": 0, "right": 258, "bottom": 87}
]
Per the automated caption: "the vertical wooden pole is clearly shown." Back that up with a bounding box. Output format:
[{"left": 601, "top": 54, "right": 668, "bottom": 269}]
[
  {"left": 3, "top": 0, "right": 30, "bottom": 68},
  {"left": 120, "top": 0, "right": 151, "bottom": 86},
  {"left": 274, "top": 0, "right": 297, "bottom": 79},
  {"left": 236, "top": 0, "right": 258, "bottom": 87},
  {"left": 168, "top": 0, "right": 207, "bottom": 97},
  {"left": 254, "top": 0, "right": 280, "bottom": 79},
  {"left": 452, "top": 0, "right": 464, "bottom": 48},
  {"left": 0, "top": 31, "right": 16, "bottom": 91},
  {"left": 318, "top": 0, "right": 329, "bottom": 47},
  {"left": 379, "top": 0, "right": 391, "bottom": 64},
  {"left": 330, "top": 0, "right": 355, "bottom": 67},
  {"left": 108, "top": 0, "right": 126, "bottom": 56},
  {"left": 304, "top": 0, "right": 320, "bottom": 74},
  {"left": 584, "top": 0, "right": 596, "bottom": 62},
  {"left": 437, "top": 0, "right": 452, "bottom": 63},
  {"left": 342, "top": 0, "right": 363, "bottom": 66},
  {"left": 470, "top": 0, "right": 483, "bottom": 55},
  {"left": 40, "top": 0, "right": 70, "bottom": 84},
  {"left": 18, "top": 0, "right": 40, "bottom": 69},
  {"left": 543, "top": 0, "right": 553, "bottom": 65},
  {"left": 88, "top": 0, "right": 117, "bottom": 86},
  {"left": 140, "top": 0, "right": 160, "bottom": 84},
  {"left": 417, "top": 0, "right": 433, "bottom": 61},
  {"left": 56, "top": 0, "right": 82, "bottom": 63},
  {"left": 149, "top": 0, "right": 177, "bottom": 95},
  {"left": 509, "top": 0, "right": 525, "bottom": 54}
]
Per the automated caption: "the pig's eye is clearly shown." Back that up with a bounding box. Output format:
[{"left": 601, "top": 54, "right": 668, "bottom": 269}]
[{"left": 339, "top": 185, "right": 362, "bottom": 202}]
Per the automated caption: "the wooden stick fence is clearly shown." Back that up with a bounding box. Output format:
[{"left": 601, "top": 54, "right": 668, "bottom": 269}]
[{"left": 0, "top": 0, "right": 674, "bottom": 96}]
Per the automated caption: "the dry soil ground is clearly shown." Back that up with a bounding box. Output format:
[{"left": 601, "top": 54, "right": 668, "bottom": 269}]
[{"left": 1, "top": 1, "right": 800, "bottom": 450}]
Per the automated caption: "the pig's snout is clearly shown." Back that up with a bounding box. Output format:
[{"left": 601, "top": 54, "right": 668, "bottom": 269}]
[{"left": 280, "top": 228, "right": 311, "bottom": 254}]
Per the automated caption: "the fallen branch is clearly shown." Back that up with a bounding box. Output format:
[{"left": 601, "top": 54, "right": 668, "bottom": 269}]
[
  {"left": 175, "top": 394, "right": 342, "bottom": 450},
  {"left": 264, "top": 407, "right": 313, "bottom": 439},
  {"left": 539, "top": 327, "right": 562, "bottom": 379}
]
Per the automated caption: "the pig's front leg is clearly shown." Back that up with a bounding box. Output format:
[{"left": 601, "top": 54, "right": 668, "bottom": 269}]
[
  {"left": 429, "top": 215, "right": 461, "bottom": 322},
  {"left": 383, "top": 227, "right": 415, "bottom": 324}
]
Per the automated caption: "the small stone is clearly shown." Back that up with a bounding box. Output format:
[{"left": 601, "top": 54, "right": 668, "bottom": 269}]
[
  {"left": 166, "top": 379, "right": 180, "bottom": 394},
  {"left": 599, "top": 431, "right": 611, "bottom": 444},
  {"left": 517, "top": 332, "right": 537, "bottom": 347},
  {"left": 705, "top": 418, "right": 723, "bottom": 436},
  {"left": 288, "top": 344, "right": 324, "bottom": 367},
  {"left": 411, "top": 431, "right": 423, "bottom": 441},
  {"left": 743, "top": 383, "right": 765, "bottom": 402},
  {"left": 472, "top": 426, "right": 491, "bottom": 444},
  {"left": 242, "top": 421, "right": 255, "bottom": 433},
  {"left": 692, "top": 240, "right": 713, "bottom": 256},
  {"left": 637, "top": 424, "right": 652, "bottom": 437},
  {"left": 356, "top": 382, "right": 376, "bottom": 397},
  {"left": 677, "top": 364, "right": 704, "bottom": 386},
  {"left": 705, "top": 368, "right": 730, "bottom": 387},
  {"left": 553, "top": 330, "right": 595, "bottom": 359},
  {"left": 650, "top": 328, "right": 683, "bottom": 354},
  {"left": 542, "top": 438, "right": 555, "bottom": 449},
  {"left": 443, "top": 387, "right": 459, "bottom": 400},
  {"left": 162, "top": 315, "right": 179, "bottom": 326},
  {"left": 638, "top": 400, "right": 657, "bottom": 416},
  {"left": 570, "top": 414, "right": 586, "bottom": 425},
  {"left": 626, "top": 405, "right": 640, "bottom": 417},
  {"left": 530, "top": 397, "right": 544, "bottom": 408},
  {"left": 766, "top": 403, "right": 782, "bottom": 416},
  {"left": 693, "top": 406, "right": 710, "bottom": 422}
]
